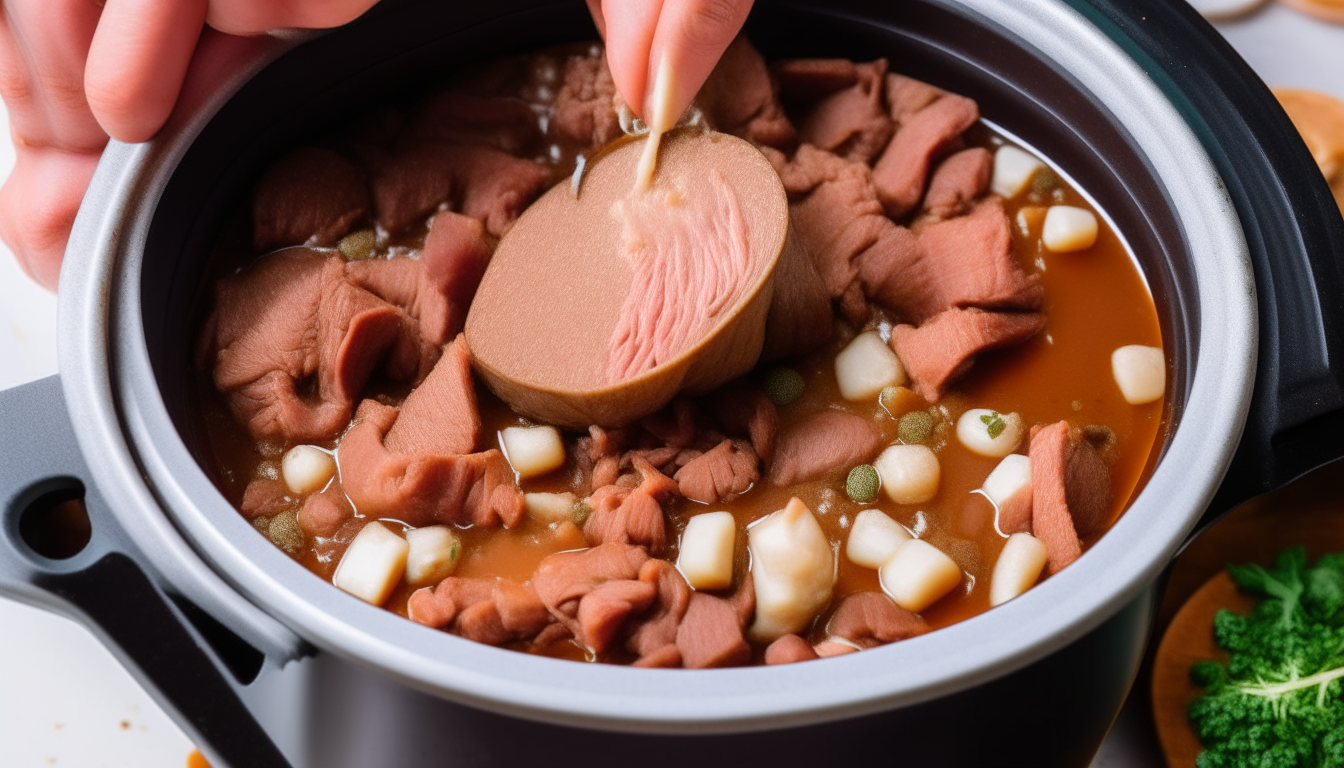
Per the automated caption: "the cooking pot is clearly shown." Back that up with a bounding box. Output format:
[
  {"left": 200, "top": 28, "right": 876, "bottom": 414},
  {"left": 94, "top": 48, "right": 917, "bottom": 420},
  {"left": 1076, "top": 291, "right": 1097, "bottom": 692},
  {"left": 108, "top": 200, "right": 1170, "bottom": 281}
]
[{"left": 3, "top": 0, "right": 1342, "bottom": 766}]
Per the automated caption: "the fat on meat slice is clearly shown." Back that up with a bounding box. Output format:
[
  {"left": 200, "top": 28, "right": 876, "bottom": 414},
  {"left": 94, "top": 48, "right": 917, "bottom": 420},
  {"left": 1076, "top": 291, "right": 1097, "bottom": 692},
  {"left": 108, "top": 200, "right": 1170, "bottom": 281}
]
[
  {"left": 203, "top": 248, "right": 437, "bottom": 443},
  {"left": 403, "top": 91, "right": 543, "bottom": 157},
  {"left": 889, "top": 307, "right": 1046, "bottom": 402},
  {"left": 769, "top": 411, "right": 884, "bottom": 486},
  {"left": 858, "top": 197, "right": 1042, "bottom": 324},
  {"left": 921, "top": 147, "right": 992, "bottom": 220},
  {"left": 764, "top": 633, "right": 820, "bottom": 665},
  {"left": 583, "top": 456, "right": 676, "bottom": 551},
  {"left": 346, "top": 211, "right": 490, "bottom": 345},
  {"left": 872, "top": 75, "right": 980, "bottom": 219},
  {"left": 708, "top": 382, "right": 779, "bottom": 466},
  {"left": 794, "top": 59, "right": 894, "bottom": 165},
  {"left": 252, "top": 147, "right": 370, "bottom": 251},
  {"left": 1029, "top": 422, "right": 1112, "bottom": 574},
  {"left": 698, "top": 37, "right": 797, "bottom": 150},
  {"left": 406, "top": 577, "right": 550, "bottom": 646},
  {"left": 531, "top": 542, "right": 652, "bottom": 652},
  {"left": 825, "top": 592, "right": 929, "bottom": 649},
  {"left": 674, "top": 439, "right": 760, "bottom": 504},
  {"left": 338, "top": 337, "right": 524, "bottom": 528},
  {"left": 367, "top": 142, "right": 548, "bottom": 236},
  {"left": 551, "top": 51, "right": 623, "bottom": 150}
]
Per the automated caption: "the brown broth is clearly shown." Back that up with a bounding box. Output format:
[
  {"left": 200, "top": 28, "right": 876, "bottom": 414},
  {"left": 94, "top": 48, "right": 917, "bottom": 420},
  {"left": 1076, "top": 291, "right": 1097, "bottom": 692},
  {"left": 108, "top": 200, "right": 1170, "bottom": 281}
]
[{"left": 195, "top": 58, "right": 1164, "bottom": 663}]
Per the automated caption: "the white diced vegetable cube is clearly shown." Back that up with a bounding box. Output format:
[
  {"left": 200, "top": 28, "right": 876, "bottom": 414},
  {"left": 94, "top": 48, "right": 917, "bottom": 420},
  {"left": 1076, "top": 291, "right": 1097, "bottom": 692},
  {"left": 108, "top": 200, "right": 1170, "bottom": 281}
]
[
  {"left": 981, "top": 454, "right": 1031, "bottom": 507},
  {"left": 873, "top": 444, "right": 940, "bottom": 504},
  {"left": 500, "top": 426, "right": 566, "bottom": 479},
  {"left": 748, "top": 498, "right": 836, "bottom": 642},
  {"left": 992, "top": 145, "right": 1044, "bottom": 198},
  {"left": 524, "top": 492, "right": 577, "bottom": 524},
  {"left": 678, "top": 511, "right": 736, "bottom": 590},
  {"left": 956, "top": 409, "right": 1025, "bottom": 458},
  {"left": 879, "top": 539, "right": 962, "bottom": 613},
  {"left": 1042, "top": 206, "right": 1099, "bottom": 252},
  {"left": 282, "top": 445, "right": 335, "bottom": 495},
  {"left": 333, "top": 522, "right": 408, "bottom": 606},
  {"left": 990, "top": 532, "right": 1049, "bottom": 606},
  {"left": 1111, "top": 345, "right": 1166, "bottom": 405},
  {"left": 404, "top": 525, "right": 461, "bottom": 587},
  {"left": 846, "top": 509, "right": 912, "bottom": 569},
  {"left": 834, "top": 331, "right": 907, "bottom": 401}
]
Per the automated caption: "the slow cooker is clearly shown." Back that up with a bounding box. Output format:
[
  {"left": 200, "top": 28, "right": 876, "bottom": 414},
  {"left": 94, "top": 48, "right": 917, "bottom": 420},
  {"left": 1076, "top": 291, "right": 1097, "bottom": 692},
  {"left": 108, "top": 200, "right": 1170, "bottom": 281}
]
[{"left": 3, "top": 0, "right": 1343, "bottom": 765}]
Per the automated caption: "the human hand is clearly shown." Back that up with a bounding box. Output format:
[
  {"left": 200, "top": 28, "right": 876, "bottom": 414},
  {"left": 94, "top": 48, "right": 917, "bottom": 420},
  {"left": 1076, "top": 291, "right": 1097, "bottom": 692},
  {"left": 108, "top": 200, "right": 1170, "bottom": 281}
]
[
  {"left": 586, "top": 0, "right": 754, "bottom": 127},
  {"left": 0, "top": 0, "right": 380, "bottom": 291}
]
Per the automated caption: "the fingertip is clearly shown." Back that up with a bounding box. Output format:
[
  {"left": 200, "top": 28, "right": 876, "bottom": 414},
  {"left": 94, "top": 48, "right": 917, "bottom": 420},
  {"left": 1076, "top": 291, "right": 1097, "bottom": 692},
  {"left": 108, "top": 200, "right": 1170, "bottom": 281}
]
[
  {"left": 0, "top": 146, "right": 103, "bottom": 291},
  {"left": 205, "top": 0, "right": 381, "bottom": 35}
]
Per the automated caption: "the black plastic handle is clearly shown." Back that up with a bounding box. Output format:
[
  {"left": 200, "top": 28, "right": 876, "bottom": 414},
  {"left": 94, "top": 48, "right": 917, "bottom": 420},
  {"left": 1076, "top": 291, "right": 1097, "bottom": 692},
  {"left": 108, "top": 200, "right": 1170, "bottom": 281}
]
[
  {"left": 1073, "top": 0, "right": 1344, "bottom": 527},
  {"left": 0, "top": 377, "right": 291, "bottom": 768}
]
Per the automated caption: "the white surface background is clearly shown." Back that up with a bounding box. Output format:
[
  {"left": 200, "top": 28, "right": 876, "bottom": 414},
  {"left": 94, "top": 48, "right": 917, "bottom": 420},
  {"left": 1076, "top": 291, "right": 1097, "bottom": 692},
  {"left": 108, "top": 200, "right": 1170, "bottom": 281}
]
[{"left": 0, "top": 5, "right": 1341, "bottom": 767}]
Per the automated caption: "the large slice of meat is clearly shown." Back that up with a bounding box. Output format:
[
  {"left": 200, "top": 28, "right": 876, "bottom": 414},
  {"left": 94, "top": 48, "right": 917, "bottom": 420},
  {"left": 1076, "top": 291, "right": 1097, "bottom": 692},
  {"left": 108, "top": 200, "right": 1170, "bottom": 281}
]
[
  {"left": 889, "top": 307, "right": 1046, "bottom": 402},
  {"left": 337, "top": 336, "right": 524, "bottom": 528},
  {"left": 203, "top": 248, "right": 439, "bottom": 443},
  {"left": 252, "top": 147, "right": 370, "bottom": 251},
  {"left": 1028, "top": 422, "right": 1112, "bottom": 574}
]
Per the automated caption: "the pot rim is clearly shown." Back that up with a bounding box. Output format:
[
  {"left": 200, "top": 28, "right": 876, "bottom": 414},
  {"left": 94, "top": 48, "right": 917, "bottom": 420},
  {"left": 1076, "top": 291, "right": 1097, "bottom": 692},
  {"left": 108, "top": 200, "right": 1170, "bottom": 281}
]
[{"left": 58, "top": 0, "right": 1256, "bottom": 734}]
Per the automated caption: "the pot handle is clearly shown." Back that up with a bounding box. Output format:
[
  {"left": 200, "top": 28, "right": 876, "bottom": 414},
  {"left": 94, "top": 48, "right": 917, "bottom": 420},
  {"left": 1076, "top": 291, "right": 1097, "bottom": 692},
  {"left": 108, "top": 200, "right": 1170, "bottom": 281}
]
[
  {"left": 1075, "top": 0, "right": 1344, "bottom": 531},
  {"left": 0, "top": 377, "right": 292, "bottom": 768}
]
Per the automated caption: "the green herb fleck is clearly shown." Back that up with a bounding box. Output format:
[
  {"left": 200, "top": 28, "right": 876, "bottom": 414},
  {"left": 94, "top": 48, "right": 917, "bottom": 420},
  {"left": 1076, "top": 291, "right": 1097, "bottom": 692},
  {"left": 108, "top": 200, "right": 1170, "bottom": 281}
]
[
  {"left": 338, "top": 229, "right": 377, "bottom": 261},
  {"left": 449, "top": 538, "right": 461, "bottom": 564},
  {"left": 573, "top": 501, "right": 592, "bottom": 526},
  {"left": 1187, "top": 547, "right": 1344, "bottom": 767},
  {"left": 846, "top": 465, "right": 880, "bottom": 503},
  {"left": 980, "top": 411, "right": 1006, "bottom": 439},
  {"left": 762, "top": 367, "right": 805, "bottom": 406},
  {"left": 898, "top": 410, "right": 935, "bottom": 445}
]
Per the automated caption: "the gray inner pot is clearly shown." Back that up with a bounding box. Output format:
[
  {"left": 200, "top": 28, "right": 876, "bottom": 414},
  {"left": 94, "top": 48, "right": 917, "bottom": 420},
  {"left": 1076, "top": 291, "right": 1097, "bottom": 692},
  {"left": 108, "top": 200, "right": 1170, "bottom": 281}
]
[{"left": 54, "top": 0, "right": 1254, "bottom": 763}]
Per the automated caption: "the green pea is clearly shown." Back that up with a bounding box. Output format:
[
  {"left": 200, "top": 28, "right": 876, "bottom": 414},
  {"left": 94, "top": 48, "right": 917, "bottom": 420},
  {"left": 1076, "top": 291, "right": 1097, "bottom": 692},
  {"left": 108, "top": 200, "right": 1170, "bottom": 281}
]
[
  {"left": 898, "top": 410, "right": 935, "bottom": 445},
  {"left": 762, "top": 367, "right": 805, "bottom": 406},
  {"left": 846, "top": 464, "right": 880, "bottom": 503}
]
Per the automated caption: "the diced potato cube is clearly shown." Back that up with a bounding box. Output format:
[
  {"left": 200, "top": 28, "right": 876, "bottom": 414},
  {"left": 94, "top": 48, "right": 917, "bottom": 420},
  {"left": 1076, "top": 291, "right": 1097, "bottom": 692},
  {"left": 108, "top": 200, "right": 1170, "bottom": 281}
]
[
  {"left": 846, "top": 509, "right": 912, "bottom": 569},
  {"left": 500, "top": 426, "right": 566, "bottom": 479},
  {"left": 1111, "top": 345, "right": 1166, "bottom": 405},
  {"left": 879, "top": 539, "right": 962, "bottom": 613},
  {"left": 333, "top": 522, "right": 408, "bottom": 606},
  {"left": 956, "top": 409, "right": 1025, "bottom": 458},
  {"left": 992, "top": 145, "right": 1044, "bottom": 198},
  {"left": 282, "top": 445, "right": 335, "bottom": 495},
  {"left": 1042, "top": 205, "right": 1099, "bottom": 252},
  {"left": 748, "top": 498, "right": 836, "bottom": 642},
  {"left": 524, "top": 492, "right": 578, "bottom": 524},
  {"left": 990, "top": 532, "right": 1049, "bottom": 606},
  {"left": 404, "top": 525, "right": 461, "bottom": 587},
  {"left": 981, "top": 454, "right": 1031, "bottom": 507},
  {"left": 678, "top": 511, "right": 736, "bottom": 590},
  {"left": 835, "top": 331, "right": 907, "bottom": 401},
  {"left": 873, "top": 444, "right": 940, "bottom": 504}
]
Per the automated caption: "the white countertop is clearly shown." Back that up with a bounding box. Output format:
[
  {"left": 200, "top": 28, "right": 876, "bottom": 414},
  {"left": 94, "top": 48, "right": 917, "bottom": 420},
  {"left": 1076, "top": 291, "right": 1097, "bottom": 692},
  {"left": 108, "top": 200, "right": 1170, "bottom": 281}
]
[{"left": 0, "top": 6, "right": 1340, "bottom": 767}]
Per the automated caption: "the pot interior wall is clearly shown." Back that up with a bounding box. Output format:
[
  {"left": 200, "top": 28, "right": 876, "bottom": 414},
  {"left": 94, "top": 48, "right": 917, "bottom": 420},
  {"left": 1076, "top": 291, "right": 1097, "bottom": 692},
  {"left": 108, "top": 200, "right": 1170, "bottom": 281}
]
[{"left": 140, "top": 0, "right": 1194, "bottom": 514}]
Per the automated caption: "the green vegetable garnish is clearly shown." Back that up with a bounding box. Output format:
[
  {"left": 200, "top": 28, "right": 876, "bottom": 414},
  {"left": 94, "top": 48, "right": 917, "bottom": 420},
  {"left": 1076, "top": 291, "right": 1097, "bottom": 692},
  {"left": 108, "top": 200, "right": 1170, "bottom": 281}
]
[
  {"left": 1188, "top": 547, "right": 1344, "bottom": 767},
  {"left": 898, "top": 410, "right": 935, "bottom": 445},
  {"left": 762, "top": 367, "right": 805, "bottom": 406},
  {"left": 339, "top": 229, "right": 376, "bottom": 261},
  {"left": 1031, "top": 168, "right": 1059, "bottom": 196},
  {"left": 449, "top": 538, "right": 461, "bottom": 564},
  {"left": 573, "top": 501, "right": 592, "bottom": 526},
  {"left": 846, "top": 465, "right": 880, "bottom": 503},
  {"left": 980, "top": 411, "right": 1006, "bottom": 439}
]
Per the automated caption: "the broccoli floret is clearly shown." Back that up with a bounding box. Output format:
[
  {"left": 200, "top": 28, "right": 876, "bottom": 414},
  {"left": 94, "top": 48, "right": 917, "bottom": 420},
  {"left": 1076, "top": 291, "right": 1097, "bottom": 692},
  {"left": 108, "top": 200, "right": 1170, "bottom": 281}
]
[{"left": 1188, "top": 547, "right": 1344, "bottom": 768}]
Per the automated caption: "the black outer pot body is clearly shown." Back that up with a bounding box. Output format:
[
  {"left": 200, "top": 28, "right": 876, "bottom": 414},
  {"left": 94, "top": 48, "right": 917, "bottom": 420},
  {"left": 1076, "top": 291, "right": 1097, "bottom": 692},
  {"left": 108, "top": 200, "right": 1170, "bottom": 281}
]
[{"left": 2, "top": 1, "right": 1342, "bottom": 767}]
